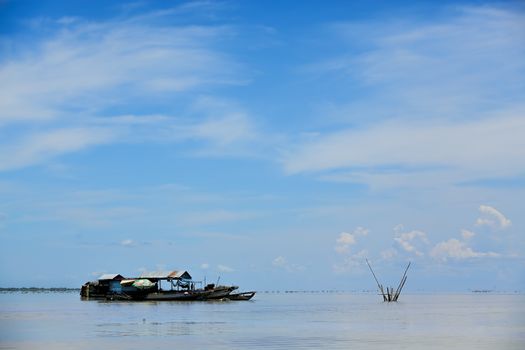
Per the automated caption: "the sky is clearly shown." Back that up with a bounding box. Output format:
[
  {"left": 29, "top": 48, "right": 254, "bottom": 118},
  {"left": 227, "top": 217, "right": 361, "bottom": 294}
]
[{"left": 0, "top": 0, "right": 524, "bottom": 291}]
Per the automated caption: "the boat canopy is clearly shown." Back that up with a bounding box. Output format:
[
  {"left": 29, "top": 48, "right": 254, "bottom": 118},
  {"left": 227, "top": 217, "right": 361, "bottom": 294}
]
[
  {"left": 139, "top": 270, "right": 192, "bottom": 280},
  {"left": 132, "top": 279, "right": 156, "bottom": 289},
  {"left": 98, "top": 274, "right": 124, "bottom": 281}
]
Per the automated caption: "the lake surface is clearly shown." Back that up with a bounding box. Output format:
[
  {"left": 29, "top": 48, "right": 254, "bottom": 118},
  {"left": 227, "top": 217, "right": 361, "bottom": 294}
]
[{"left": 0, "top": 292, "right": 524, "bottom": 349}]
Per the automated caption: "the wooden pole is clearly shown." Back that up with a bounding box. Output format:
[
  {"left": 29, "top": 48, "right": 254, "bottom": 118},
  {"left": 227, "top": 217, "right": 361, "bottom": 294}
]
[
  {"left": 394, "top": 276, "right": 407, "bottom": 301},
  {"left": 366, "top": 259, "right": 386, "bottom": 300},
  {"left": 393, "top": 262, "right": 411, "bottom": 301},
  {"left": 380, "top": 284, "right": 386, "bottom": 301}
]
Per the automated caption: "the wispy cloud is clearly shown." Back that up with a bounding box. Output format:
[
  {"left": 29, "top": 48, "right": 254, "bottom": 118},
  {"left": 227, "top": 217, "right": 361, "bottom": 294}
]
[
  {"left": 313, "top": 6, "right": 525, "bottom": 122},
  {"left": 0, "top": 127, "right": 115, "bottom": 172},
  {"left": 0, "top": 6, "right": 257, "bottom": 171},
  {"left": 283, "top": 115, "right": 525, "bottom": 187},
  {"left": 0, "top": 24, "right": 237, "bottom": 124},
  {"left": 476, "top": 205, "right": 511, "bottom": 229},
  {"left": 286, "top": 6, "right": 525, "bottom": 189}
]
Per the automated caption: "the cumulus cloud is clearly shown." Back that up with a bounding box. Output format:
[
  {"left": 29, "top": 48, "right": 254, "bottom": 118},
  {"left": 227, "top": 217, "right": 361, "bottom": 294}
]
[
  {"left": 393, "top": 225, "right": 429, "bottom": 256},
  {"left": 335, "top": 226, "right": 368, "bottom": 254},
  {"left": 431, "top": 219, "right": 501, "bottom": 262},
  {"left": 430, "top": 238, "right": 499, "bottom": 261},
  {"left": 476, "top": 205, "right": 511, "bottom": 229}
]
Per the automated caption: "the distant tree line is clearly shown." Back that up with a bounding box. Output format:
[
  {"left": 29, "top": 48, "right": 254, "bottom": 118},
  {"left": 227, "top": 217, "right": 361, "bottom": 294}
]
[{"left": 0, "top": 287, "right": 80, "bottom": 292}]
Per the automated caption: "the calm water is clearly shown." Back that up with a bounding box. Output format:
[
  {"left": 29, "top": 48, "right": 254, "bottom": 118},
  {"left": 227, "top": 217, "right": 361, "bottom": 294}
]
[{"left": 0, "top": 292, "right": 523, "bottom": 349}]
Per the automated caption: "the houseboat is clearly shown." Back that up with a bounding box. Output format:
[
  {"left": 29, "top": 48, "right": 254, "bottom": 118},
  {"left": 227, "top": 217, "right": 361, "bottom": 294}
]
[{"left": 80, "top": 270, "right": 254, "bottom": 301}]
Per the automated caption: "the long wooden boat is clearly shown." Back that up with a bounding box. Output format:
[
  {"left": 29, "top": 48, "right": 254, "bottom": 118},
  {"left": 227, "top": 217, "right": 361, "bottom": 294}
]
[
  {"left": 226, "top": 291, "right": 256, "bottom": 300},
  {"left": 205, "top": 285, "right": 238, "bottom": 299},
  {"left": 143, "top": 289, "right": 212, "bottom": 301}
]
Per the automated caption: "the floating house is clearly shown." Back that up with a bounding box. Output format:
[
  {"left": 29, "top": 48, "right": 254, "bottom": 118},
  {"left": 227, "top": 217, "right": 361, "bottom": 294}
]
[
  {"left": 81, "top": 273, "right": 124, "bottom": 298},
  {"left": 80, "top": 269, "right": 254, "bottom": 301}
]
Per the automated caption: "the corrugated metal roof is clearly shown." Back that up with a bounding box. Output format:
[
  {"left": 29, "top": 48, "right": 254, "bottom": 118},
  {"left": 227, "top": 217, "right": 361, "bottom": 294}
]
[
  {"left": 139, "top": 270, "right": 192, "bottom": 280},
  {"left": 98, "top": 273, "right": 124, "bottom": 280},
  {"left": 173, "top": 270, "right": 192, "bottom": 280}
]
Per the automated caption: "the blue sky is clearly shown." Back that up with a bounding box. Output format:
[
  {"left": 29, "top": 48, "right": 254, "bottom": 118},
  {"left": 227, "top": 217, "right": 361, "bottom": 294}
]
[{"left": 0, "top": 0, "right": 524, "bottom": 291}]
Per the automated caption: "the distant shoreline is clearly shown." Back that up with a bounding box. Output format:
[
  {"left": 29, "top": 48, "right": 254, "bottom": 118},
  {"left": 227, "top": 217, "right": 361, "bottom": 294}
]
[{"left": 0, "top": 287, "right": 80, "bottom": 292}]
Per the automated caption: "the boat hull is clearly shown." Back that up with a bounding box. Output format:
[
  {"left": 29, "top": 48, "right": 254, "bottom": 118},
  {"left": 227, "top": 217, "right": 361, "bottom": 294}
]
[
  {"left": 144, "top": 290, "right": 210, "bottom": 301},
  {"left": 226, "top": 291, "right": 256, "bottom": 300},
  {"left": 205, "top": 286, "right": 238, "bottom": 299}
]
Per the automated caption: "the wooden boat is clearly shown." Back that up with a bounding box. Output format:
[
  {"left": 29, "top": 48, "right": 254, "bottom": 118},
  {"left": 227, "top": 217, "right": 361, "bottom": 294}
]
[
  {"left": 204, "top": 284, "right": 238, "bottom": 299},
  {"left": 226, "top": 291, "right": 256, "bottom": 300}
]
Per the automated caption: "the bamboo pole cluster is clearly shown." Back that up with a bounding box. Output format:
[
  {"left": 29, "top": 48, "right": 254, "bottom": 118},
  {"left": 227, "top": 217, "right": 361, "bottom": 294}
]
[{"left": 366, "top": 259, "right": 410, "bottom": 302}]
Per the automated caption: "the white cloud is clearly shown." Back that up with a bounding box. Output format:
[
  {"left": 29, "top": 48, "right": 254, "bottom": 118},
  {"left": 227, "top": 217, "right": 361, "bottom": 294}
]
[
  {"left": 476, "top": 205, "right": 511, "bottom": 229},
  {"left": 336, "top": 232, "right": 356, "bottom": 245},
  {"left": 200, "top": 263, "right": 210, "bottom": 269},
  {"left": 283, "top": 115, "right": 525, "bottom": 187},
  {"left": 0, "top": 127, "right": 115, "bottom": 172},
  {"left": 335, "top": 226, "right": 369, "bottom": 254},
  {"left": 172, "top": 112, "right": 257, "bottom": 147},
  {"left": 393, "top": 227, "right": 428, "bottom": 257},
  {"left": 430, "top": 238, "right": 499, "bottom": 261},
  {"left": 0, "top": 19, "right": 240, "bottom": 125}
]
